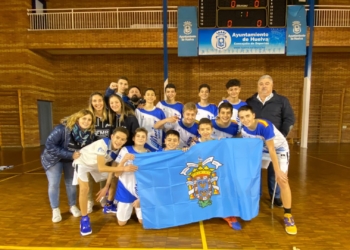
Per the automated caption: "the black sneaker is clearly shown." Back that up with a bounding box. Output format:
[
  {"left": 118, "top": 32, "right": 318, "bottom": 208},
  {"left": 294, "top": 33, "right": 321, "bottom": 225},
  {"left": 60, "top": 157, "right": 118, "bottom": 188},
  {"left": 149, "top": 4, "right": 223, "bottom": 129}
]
[{"left": 274, "top": 198, "right": 283, "bottom": 207}]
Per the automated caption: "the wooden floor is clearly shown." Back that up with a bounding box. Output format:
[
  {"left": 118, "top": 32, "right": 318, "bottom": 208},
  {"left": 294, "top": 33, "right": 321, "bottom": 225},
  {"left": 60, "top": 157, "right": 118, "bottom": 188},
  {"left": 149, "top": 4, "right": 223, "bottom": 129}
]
[{"left": 0, "top": 144, "right": 350, "bottom": 250}]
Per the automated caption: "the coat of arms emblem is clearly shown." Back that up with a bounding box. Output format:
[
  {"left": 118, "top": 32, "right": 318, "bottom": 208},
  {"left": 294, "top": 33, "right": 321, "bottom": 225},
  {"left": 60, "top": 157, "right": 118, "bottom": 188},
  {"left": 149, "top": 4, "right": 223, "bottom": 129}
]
[
  {"left": 180, "top": 157, "right": 222, "bottom": 208},
  {"left": 211, "top": 30, "right": 231, "bottom": 50},
  {"left": 292, "top": 21, "right": 301, "bottom": 34},
  {"left": 183, "top": 21, "right": 192, "bottom": 35}
]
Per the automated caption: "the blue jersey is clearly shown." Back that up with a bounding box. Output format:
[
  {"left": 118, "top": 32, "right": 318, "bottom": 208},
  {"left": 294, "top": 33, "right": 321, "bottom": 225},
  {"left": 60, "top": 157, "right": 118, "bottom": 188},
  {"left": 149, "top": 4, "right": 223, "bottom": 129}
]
[
  {"left": 115, "top": 146, "right": 146, "bottom": 203},
  {"left": 218, "top": 99, "right": 247, "bottom": 124},
  {"left": 135, "top": 107, "right": 166, "bottom": 152},
  {"left": 211, "top": 119, "right": 239, "bottom": 139},
  {"left": 196, "top": 103, "right": 218, "bottom": 121},
  {"left": 169, "top": 119, "right": 199, "bottom": 148},
  {"left": 241, "top": 119, "right": 289, "bottom": 153},
  {"left": 116, "top": 93, "right": 130, "bottom": 104},
  {"left": 156, "top": 101, "right": 183, "bottom": 131}
]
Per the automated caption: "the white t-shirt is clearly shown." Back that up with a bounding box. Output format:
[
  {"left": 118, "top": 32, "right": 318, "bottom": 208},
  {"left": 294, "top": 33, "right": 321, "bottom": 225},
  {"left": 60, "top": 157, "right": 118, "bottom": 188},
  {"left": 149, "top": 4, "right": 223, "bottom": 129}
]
[
  {"left": 135, "top": 107, "right": 166, "bottom": 151},
  {"left": 73, "top": 138, "right": 119, "bottom": 171}
]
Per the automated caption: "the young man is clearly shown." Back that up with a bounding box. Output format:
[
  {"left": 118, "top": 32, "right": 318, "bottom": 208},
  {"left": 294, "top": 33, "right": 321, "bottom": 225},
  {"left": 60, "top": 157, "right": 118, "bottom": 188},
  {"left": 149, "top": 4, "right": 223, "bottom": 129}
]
[
  {"left": 218, "top": 79, "right": 247, "bottom": 125},
  {"left": 196, "top": 84, "right": 218, "bottom": 121},
  {"left": 105, "top": 77, "right": 130, "bottom": 106},
  {"left": 72, "top": 127, "right": 137, "bottom": 236},
  {"left": 193, "top": 118, "right": 215, "bottom": 144},
  {"left": 154, "top": 102, "right": 199, "bottom": 148},
  {"left": 163, "top": 130, "right": 181, "bottom": 151},
  {"left": 156, "top": 83, "right": 183, "bottom": 131},
  {"left": 238, "top": 105, "right": 297, "bottom": 235},
  {"left": 192, "top": 118, "right": 241, "bottom": 230},
  {"left": 114, "top": 128, "right": 149, "bottom": 226},
  {"left": 135, "top": 88, "right": 166, "bottom": 152},
  {"left": 212, "top": 103, "right": 239, "bottom": 139}
]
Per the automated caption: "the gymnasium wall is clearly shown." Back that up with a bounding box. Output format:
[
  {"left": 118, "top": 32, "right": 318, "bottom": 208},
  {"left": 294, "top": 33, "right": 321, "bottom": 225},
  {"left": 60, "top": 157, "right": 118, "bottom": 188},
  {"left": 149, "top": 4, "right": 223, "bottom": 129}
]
[
  {"left": 0, "top": 1, "right": 54, "bottom": 147},
  {"left": 0, "top": 0, "right": 349, "bottom": 147},
  {"left": 52, "top": 53, "right": 350, "bottom": 144}
]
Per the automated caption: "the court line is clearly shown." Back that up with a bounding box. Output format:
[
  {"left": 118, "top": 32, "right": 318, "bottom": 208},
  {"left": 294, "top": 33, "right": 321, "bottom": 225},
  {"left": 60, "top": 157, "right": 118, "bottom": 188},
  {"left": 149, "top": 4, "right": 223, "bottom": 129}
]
[
  {"left": 306, "top": 154, "right": 350, "bottom": 169},
  {"left": 23, "top": 172, "right": 45, "bottom": 174},
  {"left": 0, "top": 160, "right": 42, "bottom": 179},
  {"left": 25, "top": 166, "right": 44, "bottom": 173},
  {"left": 0, "top": 175, "right": 21, "bottom": 183},
  {"left": 13, "top": 159, "right": 40, "bottom": 168},
  {"left": 199, "top": 221, "right": 208, "bottom": 250}
]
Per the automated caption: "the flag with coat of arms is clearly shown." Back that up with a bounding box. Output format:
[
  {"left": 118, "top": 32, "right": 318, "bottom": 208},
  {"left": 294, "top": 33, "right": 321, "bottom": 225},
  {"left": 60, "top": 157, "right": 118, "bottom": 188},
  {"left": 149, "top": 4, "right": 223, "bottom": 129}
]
[{"left": 134, "top": 138, "right": 263, "bottom": 229}]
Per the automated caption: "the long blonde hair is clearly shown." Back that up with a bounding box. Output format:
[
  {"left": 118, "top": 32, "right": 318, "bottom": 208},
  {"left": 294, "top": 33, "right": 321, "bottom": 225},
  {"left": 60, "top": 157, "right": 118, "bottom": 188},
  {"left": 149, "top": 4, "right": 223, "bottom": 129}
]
[
  {"left": 88, "top": 92, "right": 108, "bottom": 122},
  {"left": 108, "top": 94, "right": 135, "bottom": 126},
  {"left": 60, "top": 109, "right": 95, "bottom": 134}
]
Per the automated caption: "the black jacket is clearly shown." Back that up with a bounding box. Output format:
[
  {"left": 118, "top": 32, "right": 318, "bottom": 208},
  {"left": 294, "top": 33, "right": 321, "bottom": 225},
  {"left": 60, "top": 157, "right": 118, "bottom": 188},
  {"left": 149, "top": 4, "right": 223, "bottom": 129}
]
[
  {"left": 112, "top": 115, "right": 140, "bottom": 146},
  {"left": 246, "top": 91, "right": 295, "bottom": 137},
  {"left": 94, "top": 116, "right": 111, "bottom": 141}
]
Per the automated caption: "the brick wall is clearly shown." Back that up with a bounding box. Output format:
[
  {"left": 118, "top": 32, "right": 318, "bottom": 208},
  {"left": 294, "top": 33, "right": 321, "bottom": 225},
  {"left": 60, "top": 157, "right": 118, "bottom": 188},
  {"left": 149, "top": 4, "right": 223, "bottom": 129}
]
[
  {"left": 319, "top": 0, "right": 349, "bottom": 4},
  {"left": 51, "top": 52, "right": 350, "bottom": 143},
  {"left": 0, "top": 1, "right": 55, "bottom": 147},
  {"left": 0, "top": 0, "right": 350, "bottom": 146}
]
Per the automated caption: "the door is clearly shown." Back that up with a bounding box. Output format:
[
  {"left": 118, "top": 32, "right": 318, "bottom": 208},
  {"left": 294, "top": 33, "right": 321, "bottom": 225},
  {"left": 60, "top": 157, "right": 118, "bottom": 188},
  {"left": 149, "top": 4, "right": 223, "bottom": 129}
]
[{"left": 37, "top": 100, "right": 53, "bottom": 145}]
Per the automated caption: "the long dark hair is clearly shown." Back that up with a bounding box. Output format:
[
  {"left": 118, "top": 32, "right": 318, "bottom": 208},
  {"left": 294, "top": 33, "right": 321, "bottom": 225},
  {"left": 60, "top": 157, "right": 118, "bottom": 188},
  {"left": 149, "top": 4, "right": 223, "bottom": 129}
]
[{"left": 108, "top": 94, "right": 135, "bottom": 126}]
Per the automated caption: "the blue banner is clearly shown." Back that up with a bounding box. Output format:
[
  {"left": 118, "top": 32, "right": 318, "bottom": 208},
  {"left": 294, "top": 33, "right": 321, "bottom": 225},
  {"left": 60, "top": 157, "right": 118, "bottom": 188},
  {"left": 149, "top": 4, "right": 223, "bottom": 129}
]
[
  {"left": 198, "top": 28, "right": 286, "bottom": 55},
  {"left": 286, "top": 6, "right": 307, "bottom": 56},
  {"left": 177, "top": 7, "right": 198, "bottom": 57},
  {"left": 134, "top": 138, "right": 263, "bottom": 229}
]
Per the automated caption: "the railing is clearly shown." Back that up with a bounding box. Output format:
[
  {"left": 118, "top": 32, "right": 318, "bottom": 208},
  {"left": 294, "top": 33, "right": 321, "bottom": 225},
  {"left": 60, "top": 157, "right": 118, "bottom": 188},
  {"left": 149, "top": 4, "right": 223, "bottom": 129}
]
[
  {"left": 27, "top": 7, "right": 178, "bottom": 30},
  {"left": 306, "top": 5, "right": 350, "bottom": 27},
  {"left": 27, "top": 5, "right": 350, "bottom": 31}
]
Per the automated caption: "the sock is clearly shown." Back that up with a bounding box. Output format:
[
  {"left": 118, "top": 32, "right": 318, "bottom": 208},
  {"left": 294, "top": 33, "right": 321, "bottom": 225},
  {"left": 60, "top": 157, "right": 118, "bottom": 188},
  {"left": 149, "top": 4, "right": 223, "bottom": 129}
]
[
  {"left": 284, "top": 208, "right": 292, "bottom": 214},
  {"left": 82, "top": 215, "right": 89, "bottom": 219},
  {"left": 107, "top": 200, "right": 113, "bottom": 206},
  {"left": 230, "top": 217, "right": 238, "bottom": 223}
]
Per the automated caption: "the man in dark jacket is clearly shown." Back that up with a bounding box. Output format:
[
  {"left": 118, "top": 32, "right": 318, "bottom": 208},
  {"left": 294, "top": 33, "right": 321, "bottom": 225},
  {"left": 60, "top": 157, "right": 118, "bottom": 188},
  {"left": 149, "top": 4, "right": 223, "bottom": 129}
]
[
  {"left": 246, "top": 75, "right": 295, "bottom": 207},
  {"left": 105, "top": 82, "right": 144, "bottom": 110}
]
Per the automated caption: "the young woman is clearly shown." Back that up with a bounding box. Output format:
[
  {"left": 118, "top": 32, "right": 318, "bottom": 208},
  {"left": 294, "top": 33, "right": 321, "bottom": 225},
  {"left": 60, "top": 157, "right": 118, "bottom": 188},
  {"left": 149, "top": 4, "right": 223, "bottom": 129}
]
[
  {"left": 41, "top": 109, "right": 95, "bottom": 223},
  {"left": 87, "top": 92, "right": 110, "bottom": 212},
  {"left": 108, "top": 94, "right": 139, "bottom": 146},
  {"left": 88, "top": 92, "right": 110, "bottom": 140}
]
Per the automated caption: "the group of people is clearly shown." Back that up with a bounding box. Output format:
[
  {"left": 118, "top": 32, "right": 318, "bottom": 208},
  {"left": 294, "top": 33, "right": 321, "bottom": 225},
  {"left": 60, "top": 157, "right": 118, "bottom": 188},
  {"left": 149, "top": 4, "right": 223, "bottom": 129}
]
[{"left": 41, "top": 74, "right": 297, "bottom": 236}]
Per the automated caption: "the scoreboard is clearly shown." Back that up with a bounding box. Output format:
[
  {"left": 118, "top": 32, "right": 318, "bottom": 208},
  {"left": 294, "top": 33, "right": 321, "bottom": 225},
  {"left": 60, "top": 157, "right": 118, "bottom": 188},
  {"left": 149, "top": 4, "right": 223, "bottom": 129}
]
[{"left": 199, "top": 0, "right": 287, "bottom": 28}]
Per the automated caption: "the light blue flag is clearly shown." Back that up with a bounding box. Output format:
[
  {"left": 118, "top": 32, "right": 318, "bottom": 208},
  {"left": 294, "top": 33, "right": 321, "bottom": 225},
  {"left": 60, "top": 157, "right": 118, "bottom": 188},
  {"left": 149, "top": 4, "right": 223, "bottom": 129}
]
[{"left": 134, "top": 138, "right": 263, "bottom": 229}]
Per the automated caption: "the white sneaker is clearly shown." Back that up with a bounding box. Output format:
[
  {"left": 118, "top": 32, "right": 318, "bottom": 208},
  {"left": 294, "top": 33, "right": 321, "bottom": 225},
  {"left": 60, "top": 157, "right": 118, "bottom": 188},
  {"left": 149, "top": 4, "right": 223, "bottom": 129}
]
[
  {"left": 52, "top": 208, "right": 62, "bottom": 223},
  {"left": 87, "top": 200, "right": 94, "bottom": 214},
  {"left": 70, "top": 205, "right": 81, "bottom": 217}
]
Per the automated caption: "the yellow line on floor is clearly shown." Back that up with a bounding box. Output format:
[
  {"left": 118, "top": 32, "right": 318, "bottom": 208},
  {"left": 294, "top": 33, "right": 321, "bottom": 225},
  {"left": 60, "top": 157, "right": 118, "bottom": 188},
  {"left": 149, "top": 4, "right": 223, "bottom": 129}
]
[
  {"left": 199, "top": 221, "right": 208, "bottom": 250},
  {"left": 0, "top": 247, "right": 199, "bottom": 250}
]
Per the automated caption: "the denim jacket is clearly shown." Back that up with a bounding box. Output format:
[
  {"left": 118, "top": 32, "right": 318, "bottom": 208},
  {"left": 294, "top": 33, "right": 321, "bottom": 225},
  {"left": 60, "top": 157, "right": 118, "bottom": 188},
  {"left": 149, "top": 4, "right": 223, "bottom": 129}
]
[{"left": 41, "top": 124, "right": 74, "bottom": 171}]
